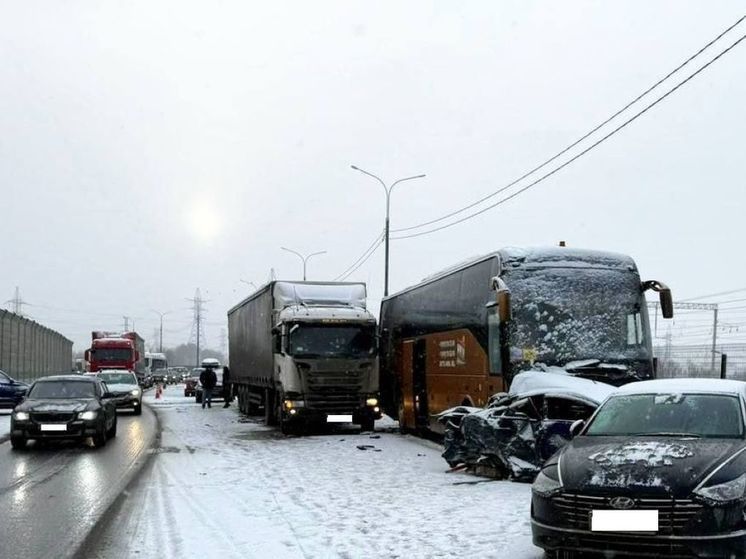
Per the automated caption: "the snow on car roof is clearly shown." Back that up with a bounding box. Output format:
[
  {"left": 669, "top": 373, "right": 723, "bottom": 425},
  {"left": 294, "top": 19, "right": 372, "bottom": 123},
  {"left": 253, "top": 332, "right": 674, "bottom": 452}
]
[
  {"left": 616, "top": 378, "right": 746, "bottom": 397},
  {"left": 509, "top": 369, "right": 616, "bottom": 405}
]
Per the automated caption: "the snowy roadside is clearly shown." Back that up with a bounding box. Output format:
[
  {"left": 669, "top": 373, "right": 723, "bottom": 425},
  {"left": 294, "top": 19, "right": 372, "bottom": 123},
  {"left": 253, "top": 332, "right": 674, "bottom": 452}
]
[{"left": 89, "top": 388, "right": 544, "bottom": 559}]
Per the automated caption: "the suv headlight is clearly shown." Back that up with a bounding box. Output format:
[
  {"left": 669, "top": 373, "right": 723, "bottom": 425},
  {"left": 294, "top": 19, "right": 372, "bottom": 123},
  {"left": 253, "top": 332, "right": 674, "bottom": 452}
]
[
  {"left": 79, "top": 411, "right": 98, "bottom": 421},
  {"left": 694, "top": 472, "right": 746, "bottom": 503},
  {"left": 284, "top": 400, "right": 305, "bottom": 410},
  {"left": 366, "top": 397, "right": 379, "bottom": 407},
  {"left": 533, "top": 465, "right": 563, "bottom": 497},
  {"left": 131, "top": 389, "right": 141, "bottom": 396},
  {"left": 13, "top": 411, "right": 29, "bottom": 421}
]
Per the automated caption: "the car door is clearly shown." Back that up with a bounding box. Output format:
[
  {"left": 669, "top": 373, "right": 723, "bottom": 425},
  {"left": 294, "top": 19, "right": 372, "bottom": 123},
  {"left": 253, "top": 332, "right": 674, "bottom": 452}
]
[
  {"left": 99, "top": 381, "right": 115, "bottom": 427},
  {"left": 0, "top": 371, "right": 12, "bottom": 405}
]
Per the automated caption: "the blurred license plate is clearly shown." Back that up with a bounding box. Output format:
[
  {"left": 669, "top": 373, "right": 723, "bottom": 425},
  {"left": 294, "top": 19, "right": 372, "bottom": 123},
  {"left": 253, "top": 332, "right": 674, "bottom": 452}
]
[
  {"left": 326, "top": 414, "right": 353, "bottom": 423},
  {"left": 591, "top": 510, "right": 658, "bottom": 532},
  {"left": 40, "top": 424, "right": 67, "bottom": 432}
]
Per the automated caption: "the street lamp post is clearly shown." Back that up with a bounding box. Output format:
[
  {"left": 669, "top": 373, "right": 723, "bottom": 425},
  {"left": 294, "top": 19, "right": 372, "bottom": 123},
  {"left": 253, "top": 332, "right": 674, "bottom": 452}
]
[
  {"left": 281, "top": 247, "right": 327, "bottom": 281},
  {"left": 350, "top": 165, "right": 425, "bottom": 296},
  {"left": 151, "top": 310, "right": 171, "bottom": 353}
]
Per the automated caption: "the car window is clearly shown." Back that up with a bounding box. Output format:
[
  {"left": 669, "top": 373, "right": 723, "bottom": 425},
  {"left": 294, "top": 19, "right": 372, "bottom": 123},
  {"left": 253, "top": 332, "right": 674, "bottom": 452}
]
[
  {"left": 98, "top": 373, "right": 137, "bottom": 385},
  {"left": 0, "top": 371, "right": 11, "bottom": 384}
]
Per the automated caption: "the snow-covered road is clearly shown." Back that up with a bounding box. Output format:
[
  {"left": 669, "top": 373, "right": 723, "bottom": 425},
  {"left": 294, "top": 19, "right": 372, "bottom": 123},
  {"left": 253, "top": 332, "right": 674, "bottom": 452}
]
[{"left": 87, "top": 388, "right": 543, "bottom": 558}]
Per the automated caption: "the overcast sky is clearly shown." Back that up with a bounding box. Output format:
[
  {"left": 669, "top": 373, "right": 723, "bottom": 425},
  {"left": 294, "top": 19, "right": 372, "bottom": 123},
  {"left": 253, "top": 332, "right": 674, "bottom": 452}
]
[{"left": 1, "top": 1, "right": 744, "bottom": 351}]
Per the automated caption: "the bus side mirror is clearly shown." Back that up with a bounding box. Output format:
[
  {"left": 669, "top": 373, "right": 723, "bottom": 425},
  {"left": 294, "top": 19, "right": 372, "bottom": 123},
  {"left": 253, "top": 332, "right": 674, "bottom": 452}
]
[
  {"left": 570, "top": 419, "right": 586, "bottom": 438},
  {"left": 643, "top": 280, "right": 673, "bottom": 319},
  {"left": 491, "top": 276, "right": 512, "bottom": 322}
]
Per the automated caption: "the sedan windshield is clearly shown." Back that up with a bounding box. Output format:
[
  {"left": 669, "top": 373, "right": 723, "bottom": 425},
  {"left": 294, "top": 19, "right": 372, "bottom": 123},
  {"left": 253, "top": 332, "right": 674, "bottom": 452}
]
[
  {"left": 98, "top": 373, "right": 137, "bottom": 385},
  {"left": 586, "top": 393, "right": 744, "bottom": 438},
  {"left": 29, "top": 381, "right": 96, "bottom": 399}
]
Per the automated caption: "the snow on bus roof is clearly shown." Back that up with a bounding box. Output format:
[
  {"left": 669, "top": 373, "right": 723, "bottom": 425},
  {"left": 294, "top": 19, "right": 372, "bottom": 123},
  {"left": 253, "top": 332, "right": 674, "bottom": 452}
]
[{"left": 616, "top": 378, "right": 746, "bottom": 397}]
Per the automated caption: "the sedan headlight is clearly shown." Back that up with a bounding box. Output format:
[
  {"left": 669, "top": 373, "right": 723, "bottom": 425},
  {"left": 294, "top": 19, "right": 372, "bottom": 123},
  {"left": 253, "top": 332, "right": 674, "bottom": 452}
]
[
  {"left": 13, "top": 411, "right": 29, "bottom": 421},
  {"left": 366, "top": 397, "right": 379, "bottom": 407},
  {"left": 79, "top": 411, "right": 98, "bottom": 421},
  {"left": 694, "top": 472, "right": 746, "bottom": 503},
  {"left": 284, "top": 399, "right": 305, "bottom": 410},
  {"left": 131, "top": 389, "right": 141, "bottom": 396},
  {"left": 532, "top": 465, "right": 563, "bottom": 497}
]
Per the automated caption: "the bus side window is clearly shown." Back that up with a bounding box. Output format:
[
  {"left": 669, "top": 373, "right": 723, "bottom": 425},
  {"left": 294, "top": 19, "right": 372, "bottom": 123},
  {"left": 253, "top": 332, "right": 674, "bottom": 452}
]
[{"left": 487, "top": 305, "right": 502, "bottom": 375}]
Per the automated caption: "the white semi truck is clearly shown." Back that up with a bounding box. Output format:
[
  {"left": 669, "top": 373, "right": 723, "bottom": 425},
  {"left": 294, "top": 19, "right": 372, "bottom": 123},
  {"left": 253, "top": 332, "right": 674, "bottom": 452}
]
[{"left": 228, "top": 281, "right": 380, "bottom": 434}]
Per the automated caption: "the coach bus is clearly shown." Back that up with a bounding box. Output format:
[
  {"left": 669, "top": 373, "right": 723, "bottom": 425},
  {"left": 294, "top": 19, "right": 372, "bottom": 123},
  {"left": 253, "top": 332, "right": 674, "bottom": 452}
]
[{"left": 378, "top": 246, "right": 673, "bottom": 433}]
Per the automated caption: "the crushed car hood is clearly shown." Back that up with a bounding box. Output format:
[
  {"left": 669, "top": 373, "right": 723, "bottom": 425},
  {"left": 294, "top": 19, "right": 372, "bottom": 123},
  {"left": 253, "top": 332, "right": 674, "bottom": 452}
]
[{"left": 560, "top": 436, "right": 746, "bottom": 498}]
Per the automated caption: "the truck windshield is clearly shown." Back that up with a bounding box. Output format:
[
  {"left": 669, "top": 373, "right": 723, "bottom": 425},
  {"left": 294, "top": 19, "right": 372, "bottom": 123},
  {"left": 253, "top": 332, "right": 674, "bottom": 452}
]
[
  {"left": 503, "top": 267, "right": 650, "bottom": 367},
  {"left": 93, "top": 348, "right": 132, "bottom": 362},
  {"left": 151, "top": 359, "right": 167, "bottom": 370},
  {"left": 288, "top": 325, "right": 376, "bottom": 358}
]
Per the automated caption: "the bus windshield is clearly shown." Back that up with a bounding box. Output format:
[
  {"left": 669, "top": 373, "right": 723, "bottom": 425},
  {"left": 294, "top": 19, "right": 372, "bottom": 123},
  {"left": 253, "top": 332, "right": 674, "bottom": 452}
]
[
  {"left": 504, "top": 267, "right": 650, "bottom": 367},
  {"left": 288, "top": 324, "right": 376, "bottom": 358}
]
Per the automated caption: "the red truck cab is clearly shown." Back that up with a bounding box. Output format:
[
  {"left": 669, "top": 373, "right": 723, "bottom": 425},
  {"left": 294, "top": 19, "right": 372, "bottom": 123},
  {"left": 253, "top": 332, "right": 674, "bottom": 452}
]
[{"left": 85, "top": 331, "right": 143, "bottom": 373}]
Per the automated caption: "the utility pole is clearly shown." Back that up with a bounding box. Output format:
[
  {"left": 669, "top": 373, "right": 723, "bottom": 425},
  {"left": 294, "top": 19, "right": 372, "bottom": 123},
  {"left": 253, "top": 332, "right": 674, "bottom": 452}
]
[
  {"left": 151, "top": 310, "right": 171, "bottom": 353},
  {"left": 350, "top": 165, "right": 425, "bottom": 296},
  {"left": 711, "top": 306, "right": 719, "bottom": 374},
  {"left": 123, "top": 316, "right": 130, "bottom": 331},
  {"left": 5, "top": 287, "right": 29, "bottom": 316},
  {"left": 186, "top": 289, "right": 207, "bottom": 367}
]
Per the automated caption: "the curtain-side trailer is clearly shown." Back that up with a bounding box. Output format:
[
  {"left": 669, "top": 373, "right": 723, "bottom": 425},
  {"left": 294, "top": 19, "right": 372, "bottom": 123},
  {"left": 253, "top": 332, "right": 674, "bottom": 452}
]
[{"left": 228, "top": 281, "right": 380, "bottom": 434}]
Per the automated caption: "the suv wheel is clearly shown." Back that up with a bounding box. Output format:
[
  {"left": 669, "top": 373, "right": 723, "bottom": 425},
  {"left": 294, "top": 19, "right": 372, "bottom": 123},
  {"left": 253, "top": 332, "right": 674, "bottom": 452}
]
[{"left": 10, "top": 436, "right": 27, "bottom": 450}]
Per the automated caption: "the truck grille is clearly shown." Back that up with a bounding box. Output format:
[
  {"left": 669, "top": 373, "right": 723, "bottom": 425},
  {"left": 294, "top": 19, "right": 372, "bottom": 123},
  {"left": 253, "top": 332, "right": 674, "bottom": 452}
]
[
  {"left": 551, "top": 493, "right": 702, "bottom": 535},
  {"left": 305, "top": 370, "right": 363, "bottom": 412},
  {"left": 32, "top": 412, "right": 75, "bottom": 423}
]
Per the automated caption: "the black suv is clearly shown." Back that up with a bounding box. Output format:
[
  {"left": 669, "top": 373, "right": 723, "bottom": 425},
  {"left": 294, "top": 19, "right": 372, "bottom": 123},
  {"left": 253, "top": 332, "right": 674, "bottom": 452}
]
[{"left": 0, "top": 369, "right": 28, "bottom": 408}]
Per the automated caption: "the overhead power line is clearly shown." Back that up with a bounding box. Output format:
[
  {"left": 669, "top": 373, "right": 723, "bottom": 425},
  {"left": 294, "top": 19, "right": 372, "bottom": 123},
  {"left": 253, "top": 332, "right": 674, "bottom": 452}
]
[
  {"left": 333, "top": 230, "right": 385, "bottom": 281},
  {"left": 393, "top": 29, "right": 746, "bottom": 240},
  {"left": 392, "top": 13, "right": 746, "bottom": 235},
  {"left": 338, "top": 239, "right": 385, "bottom": 281}
]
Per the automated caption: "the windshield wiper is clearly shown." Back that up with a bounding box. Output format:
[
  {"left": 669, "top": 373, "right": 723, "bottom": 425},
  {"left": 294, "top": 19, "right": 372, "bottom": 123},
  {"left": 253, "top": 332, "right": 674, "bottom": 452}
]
[{"left": 634, "top": 432, "right": 701, "bottom": 438}]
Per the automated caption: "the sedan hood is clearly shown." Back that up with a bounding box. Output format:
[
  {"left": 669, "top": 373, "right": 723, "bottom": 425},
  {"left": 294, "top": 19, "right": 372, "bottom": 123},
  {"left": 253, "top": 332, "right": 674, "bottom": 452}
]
[
  {"left": 16, "top": 399, "right": 92, "bottom": 413},
  {"left": 560, "top": 436, "right": 746, "bottom": 498}
]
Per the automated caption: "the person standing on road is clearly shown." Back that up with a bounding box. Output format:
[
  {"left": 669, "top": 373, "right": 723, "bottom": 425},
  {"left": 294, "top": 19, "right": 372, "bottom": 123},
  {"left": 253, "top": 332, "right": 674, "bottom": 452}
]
[
  {"left": 222, "top": 365, "right": 232, "bottom": 408},
  {"left": 199, "top": 362, "right": 218, "bottom": 409}
]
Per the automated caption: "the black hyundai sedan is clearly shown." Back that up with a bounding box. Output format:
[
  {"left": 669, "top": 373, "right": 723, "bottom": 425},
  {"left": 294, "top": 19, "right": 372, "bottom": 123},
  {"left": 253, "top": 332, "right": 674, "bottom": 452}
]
[
  {"left": 531, "top": 378, "right": 746, "bottom": 558},
  {"left": 10, "top": 375, "right": 117, "bottom": 449}
]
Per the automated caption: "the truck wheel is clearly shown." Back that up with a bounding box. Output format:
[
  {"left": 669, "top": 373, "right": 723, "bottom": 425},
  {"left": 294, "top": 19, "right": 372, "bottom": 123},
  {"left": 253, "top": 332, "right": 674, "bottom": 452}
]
[
  {"left": 264, "top": 389, "right": 277, "bottom": 426},
  {"left": 360, "top": 417, "right": 375, "bottom": 432},
  {"left": 10, "top": 436, "right": 27, "bottom": 450}
]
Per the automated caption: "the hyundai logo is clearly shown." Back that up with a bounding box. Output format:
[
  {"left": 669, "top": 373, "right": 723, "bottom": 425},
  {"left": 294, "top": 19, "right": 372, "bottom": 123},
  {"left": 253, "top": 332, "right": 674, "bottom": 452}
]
[{"left": 609, "top": 496, "right": 635, "bottom": 510}]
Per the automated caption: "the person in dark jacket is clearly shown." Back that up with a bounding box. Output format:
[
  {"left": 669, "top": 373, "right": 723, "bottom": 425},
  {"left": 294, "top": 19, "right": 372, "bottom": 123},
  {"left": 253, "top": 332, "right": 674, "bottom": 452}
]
[
  {"left": 222, "top": 365, "right": 232, "bottom": 408},
  {"left": 199, "top": 363, "right": 218, "bottom": 409}
]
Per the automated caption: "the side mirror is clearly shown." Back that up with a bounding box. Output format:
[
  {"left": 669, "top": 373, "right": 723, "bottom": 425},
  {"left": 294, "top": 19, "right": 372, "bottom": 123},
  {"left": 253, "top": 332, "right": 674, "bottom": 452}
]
[
  {"left": 491, "top": 276, "right": 512, "bottom": 322},
  {"left": 84, "top": 349, "right": 91, "bottom": 361},
  {"left": 642, "top": 280, "right": 673, "bottom": 319},
  {"left": 135, "top": 350, "right": 141, "bottom": 361},
  {"left": 569, "top": 419, "right": 586, "bottom": 438},
  {"left": 103, "top": 391, "right": 114, "bottom": 399},
  {"left": 271, "top": 327, "right": 280, "bottom": 335}
]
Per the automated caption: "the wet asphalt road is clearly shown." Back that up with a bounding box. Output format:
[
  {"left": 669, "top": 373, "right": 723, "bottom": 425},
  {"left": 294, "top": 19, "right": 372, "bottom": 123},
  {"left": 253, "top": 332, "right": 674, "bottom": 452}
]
[{"left": 0, "top": 404, "right": 157, "bottom": 559}]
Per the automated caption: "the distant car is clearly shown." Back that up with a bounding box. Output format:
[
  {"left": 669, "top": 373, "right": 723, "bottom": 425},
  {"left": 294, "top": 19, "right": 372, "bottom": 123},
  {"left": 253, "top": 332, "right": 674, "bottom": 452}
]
[
  {"left": 184, "top": 371, "right": 201, "bottom": 397},
  {"left": 531, "top": 379, "right": 746, "bottom": 558},
  {"left": 96, "top": 370, "right": 143, "bottom": 415},
  {"left": 10, "top": 375, "right": 117, "bottom": 449},
  {"left": 0, "top": 369, "right": 29, "bottom": 408}
]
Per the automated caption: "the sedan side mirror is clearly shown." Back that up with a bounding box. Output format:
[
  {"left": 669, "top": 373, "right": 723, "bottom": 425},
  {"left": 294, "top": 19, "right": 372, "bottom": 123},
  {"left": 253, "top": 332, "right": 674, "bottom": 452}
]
[{"left": 569, "top": 419, "right": 586, "bottom": 438}]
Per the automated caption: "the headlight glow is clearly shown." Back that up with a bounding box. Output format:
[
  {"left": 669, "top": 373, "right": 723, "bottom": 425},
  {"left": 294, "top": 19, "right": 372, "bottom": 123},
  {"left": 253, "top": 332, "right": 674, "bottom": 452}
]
[
  {"left": 695, "top": 472, "right": 746, "bottom": 503},
  {"left": 131, "top": 389, "right": 141, "bottom": 396},
  {"left": 79, "top": 411, "right": 98, "bottom": 421},
  {"left": 13, "top": 411, "right": 29, "bottom": 421},
  {"left": 366, "top": 397, "right": 379, "bottom": 406},
  {"left": 284, "top": 400, "right": 305, "bottom": 410}
]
